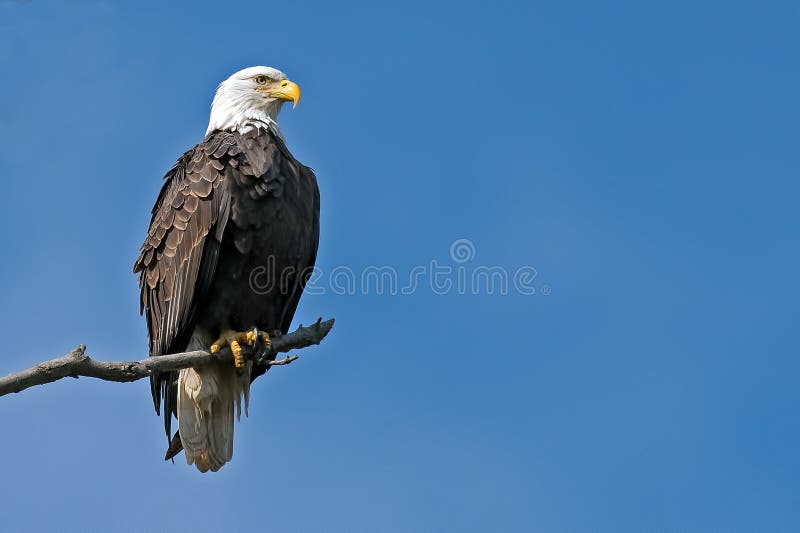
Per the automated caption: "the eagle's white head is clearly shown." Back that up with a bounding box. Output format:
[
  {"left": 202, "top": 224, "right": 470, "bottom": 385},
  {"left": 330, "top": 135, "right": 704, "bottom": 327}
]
[{"left": 206, "top": 66, "right": 301, "bottom": 135}]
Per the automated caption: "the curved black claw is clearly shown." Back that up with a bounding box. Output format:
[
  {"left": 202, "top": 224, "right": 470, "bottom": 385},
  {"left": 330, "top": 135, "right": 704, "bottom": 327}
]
[{"left": 252, "top": 328, "right": 273, "bottom": 365}]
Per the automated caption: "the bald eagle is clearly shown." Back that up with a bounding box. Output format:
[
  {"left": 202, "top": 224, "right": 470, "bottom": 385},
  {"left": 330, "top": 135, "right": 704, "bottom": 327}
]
[{"left": 133, "top": 66, "right": 320, "bottom": 472}]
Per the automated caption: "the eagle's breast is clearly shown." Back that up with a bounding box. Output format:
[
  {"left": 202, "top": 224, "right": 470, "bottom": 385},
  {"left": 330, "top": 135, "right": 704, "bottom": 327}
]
[{"left": 195, "top": 123, "right": 319, "bottom": 336}]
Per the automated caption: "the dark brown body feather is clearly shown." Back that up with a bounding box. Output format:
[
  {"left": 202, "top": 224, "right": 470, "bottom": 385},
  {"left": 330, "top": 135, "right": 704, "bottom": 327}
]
[{"left": 133, "top": 123, "right": 319, "bottom": 451}]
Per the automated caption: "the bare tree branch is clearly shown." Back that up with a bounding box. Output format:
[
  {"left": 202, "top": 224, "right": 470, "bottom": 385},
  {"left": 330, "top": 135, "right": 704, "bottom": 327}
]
[{"left": 0, "top": 318, "right": 334, "bottom": 397}]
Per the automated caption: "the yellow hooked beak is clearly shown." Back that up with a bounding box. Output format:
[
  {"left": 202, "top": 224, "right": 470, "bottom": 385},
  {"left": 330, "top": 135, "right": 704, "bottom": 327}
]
[{"left": 267, "top": 79, "right": 301, "bottom": 108}]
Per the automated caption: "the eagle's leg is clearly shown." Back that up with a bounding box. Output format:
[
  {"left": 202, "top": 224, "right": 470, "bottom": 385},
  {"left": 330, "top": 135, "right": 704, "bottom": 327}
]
[{"left": 210, "top": 328, "right": 271, "bottom": 369}]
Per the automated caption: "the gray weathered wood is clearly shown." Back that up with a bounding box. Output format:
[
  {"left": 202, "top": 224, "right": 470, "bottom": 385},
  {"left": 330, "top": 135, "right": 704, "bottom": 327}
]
[{"left": 0, "top": 318, "right": 334, "bottom": 397}]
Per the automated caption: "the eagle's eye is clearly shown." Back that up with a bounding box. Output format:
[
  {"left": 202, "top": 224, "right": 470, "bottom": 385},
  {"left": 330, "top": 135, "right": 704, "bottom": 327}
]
[{"left": 254, "top": 75, "right": 269, "bottom": 85}]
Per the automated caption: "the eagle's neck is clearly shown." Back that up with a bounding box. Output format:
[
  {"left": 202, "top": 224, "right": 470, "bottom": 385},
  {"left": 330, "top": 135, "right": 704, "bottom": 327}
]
[
  {"left": 238, "top": 118, "right": 285, "bottom": 141},
  {"left": 206, "top": 98, "right": 284, "bottom": 136}
]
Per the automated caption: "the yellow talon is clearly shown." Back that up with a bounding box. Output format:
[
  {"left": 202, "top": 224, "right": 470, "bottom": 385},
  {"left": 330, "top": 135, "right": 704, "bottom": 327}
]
[
  {"left": 209, "top": 327, "right": 265, "bottom": 369},
  {"left": 231, "top": 340, "right": 245, "bottom": 368}
]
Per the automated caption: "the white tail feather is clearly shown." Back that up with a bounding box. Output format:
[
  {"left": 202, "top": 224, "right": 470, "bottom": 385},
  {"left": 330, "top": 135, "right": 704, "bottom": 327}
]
[{"left": 177, "top": 333, "right": 251, "bottom": 473}]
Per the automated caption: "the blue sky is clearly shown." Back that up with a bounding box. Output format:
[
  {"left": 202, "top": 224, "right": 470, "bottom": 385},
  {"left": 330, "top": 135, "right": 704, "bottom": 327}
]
[{"left": 1, "top": 0, "right": 798, "bottom": 531}]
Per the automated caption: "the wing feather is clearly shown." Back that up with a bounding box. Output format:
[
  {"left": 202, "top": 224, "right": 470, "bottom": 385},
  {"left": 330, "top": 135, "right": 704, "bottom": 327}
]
[{"left": 133, "top": 131, "right": 237, "bottom": 438}]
